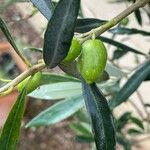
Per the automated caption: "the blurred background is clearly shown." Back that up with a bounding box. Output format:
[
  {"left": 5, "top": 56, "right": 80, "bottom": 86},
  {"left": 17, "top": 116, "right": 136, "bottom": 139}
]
[{"left": 0, "top": 0, "right": 150, "bottom": 149}]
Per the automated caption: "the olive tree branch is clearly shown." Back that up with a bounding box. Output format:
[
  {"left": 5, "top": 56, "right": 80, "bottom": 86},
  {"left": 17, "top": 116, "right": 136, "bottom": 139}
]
[
  {"left": 0, "top": 62, "right": 46, "bottom": 96},
  {"left": 79, "top": 0, "right": 149, "bottom": 42}
]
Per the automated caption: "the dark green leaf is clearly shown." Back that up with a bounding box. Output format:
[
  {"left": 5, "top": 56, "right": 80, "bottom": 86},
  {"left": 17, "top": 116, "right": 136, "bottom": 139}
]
[
  {"left": 130, "top": 117, "right": 144, "bottom": 129},
  {"left": 75, "top": 18, "right": 107, "bottom": 33},
  {"left": 82, "top": 82, "right": 116, "bottom": 150},
  {"left": 110, "top": 27, "right": 150, "bottom": 36},
  {"left": 109, "top": 60, "right": 150, "bottom": 109},
  {"left": 31, "top": 0, "right": 53, "bottom": 20},
  {"left": 144, "top": 73, "right": 150, "bottom": 81},
  {"left": 127, "top": 128, "right": 142, "bottom": 135},
  {"left": 134, "top": 9, "right": 142, "bottom": 25},
  {"left": 59, "top": 61, "right": 82, "bottom": 79},
  {"left": 112, "top": 49, "right": 128, "bottom": 60},
  {"left": 70, "top": 122, "right": 93, "bottom": 137},
  {"left": 99, "top": 36, "right": 146, "bottom": 56},
  {"left": 116, "top": 135, "right": 131, "bottom": 150},
  {"left": 41, "top": 72, "right": 79, "bottom": 84},
  {"left": 75, "top": 135, "right": 94, "bottom": 143},
  {"left": 115, "top": 112, "right": 132, "bottom": 132},
  {"left": 26, "top": 95, "right": 84, "bottom": 127},
  {"left": 24, "top": 47, "right": 43, "bottom": 53},
  {"left": 43, "top": 0, "right": 80, "bottom": 68},
  {"left": 0, "top": 87, "right": 27, "bottom": 149},
  {"left": 75, "top": 109, "right": 90, "bottom": 123}
]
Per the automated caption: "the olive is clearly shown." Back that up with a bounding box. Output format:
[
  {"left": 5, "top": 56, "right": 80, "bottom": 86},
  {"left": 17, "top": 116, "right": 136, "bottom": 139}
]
[
  {"left": 77, "top": 39, "right": 107, "bottom": 84},
  {"left": 17, "top": 72, "right": 42, "bottom": 94},
  {"left": 63, "top": 39, "right": 81, "bottom": 62}
]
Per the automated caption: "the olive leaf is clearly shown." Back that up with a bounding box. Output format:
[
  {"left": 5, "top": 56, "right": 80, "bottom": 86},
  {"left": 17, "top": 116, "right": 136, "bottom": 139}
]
[
  {"left": 82, "top": 82, "right": 116, "bottom": 150},
  {"left": 0, "top": 87, "right": 27, "bottom": 149},
  {"left": 99, "top": 36, "right": 146, "bottom": 56},
  {"left": 110, "top": 27, "right": 150, "bottom": 36},
  {"left": 43, "top": 0, "right": 80, "bottom": 68},
  {"left": 75, "top": 18, "right": 107, "bottom": 33},
  {"left": 109, "top": 60, "right": 150, "bottom": 109},
  {"left": 134, "top": 9, "right": 142, "bottom": 25},
  {"left": 25, "top": 95, "right": 84, "bottom": 127},
  {"left": 30, "top": 0, "right": 53, "bottom": 20}
]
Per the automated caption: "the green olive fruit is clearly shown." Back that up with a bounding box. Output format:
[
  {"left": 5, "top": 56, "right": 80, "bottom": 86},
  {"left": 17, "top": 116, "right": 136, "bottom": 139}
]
[
  {"left": 120, "top": 17, "right": 129, "bottom": 26},
  {"left": 77, "top": 39, "right": 107, "bottom": 84},
  {"left": 17, "top": 72, "right": 42, "bottom": 94},
  {"left": 63, "top": 39, "right": 81, "bottom": 62}
]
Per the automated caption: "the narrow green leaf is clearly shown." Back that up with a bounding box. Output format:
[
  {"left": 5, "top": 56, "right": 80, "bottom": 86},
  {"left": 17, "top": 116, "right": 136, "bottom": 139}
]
[
  {"left": 24, "top": 47, "right": 43, "bottom": 53},
  {"left": 134, "top": 9, "right": 142, "bottom": 25},
  {"left": 70, "top": 122, "right": 93, "bottom": 137},
  {"left": 112, "top": 49, "right": 127, "bottom": 60},
  {"left": 115, "top": 112, "right": 132, "bottom": 132},
  {"left": 75, "top": 135, "right": 94, "bottom": 143},
  {"left": 130, "top": 117, "right": 144, "bottom": 129},
  {"left": 43, "top": 0, "right": 80, "bottom": 68},
  {"left": 75, "top": 18, "right": 107, "bottom": 33},
  {"left": 109, "top": 60, "right": 150, "bottom": 109},
  {"left": 0, "top": 87, "right": 27, "bottom": 149},
  {"left": 0, "top": 17, "right": 30, "bottom": 66},
  {"left": 127, "top": 128, "right": 143, "bottom": 135},
  {"left": 110, "top": 27, "right": 150, "bottom": 36},
  {"left": 31, "top": 0, "right": 53, "bottom": 20},
  {"left": 116, "top": 135, "right": 131, "bottom": 150},
  {"left": 99, "top": 36, "right": 146, "bottom": 56},
  {"left": 25, "top": 95, "right": 84, "bottom": 127},
  {"left": 105, "top": 63, "right": 126, "bottom": 79},
  {"left": 82, "top": 82, "right": 116, "bottom": 150}
]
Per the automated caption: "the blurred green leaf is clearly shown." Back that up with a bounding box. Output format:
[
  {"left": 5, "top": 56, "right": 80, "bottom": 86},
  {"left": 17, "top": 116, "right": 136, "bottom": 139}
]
[
  {"left": 99, "top": 36, "right": 146, "bottom": 56},
  {"left": 105, "top": 63, "right": 126, "bottom": 79},
  {"left": 26, "top": 95, "right": 84, "bottom": 127},
  {"left": 112, "top": 49, "right": 127, "bottom": 60},
  {"left": 115, "top": 112, "right": 132, "bottom": 132},
  {"left": 109, "top": 60, "right": 150, "bottom": 109},
  {"left": 43, "top": 0, "right": 80, "bottom": 68},
  {"left": 116, "top": 135, "right": 131, "bottom": 150},
  {"left": 82, "top": 82, "right": 116, "bottom": 150},
  {"left": 134, "top": 9, "right": 142, "bottom": 25},
  {"left": 24, "top": 47, "right": 43, "bottom": 53},
  {"left": 110, "top": 27, "right": 150, "bottom": 36},
  {"left": 0, "top": 85, "right": 27, "bottom": 149},
  {"left": 75, "top": 18, "right": 107, "bottom": 33},
  {"left": 70, "top": 122, "right": 93, "bottom": 137},
  {"left": 75, "top": 135, "right": 94, "bottom": 143},
  {"left": 130, "top": 116, "right": 144, "bottom": 129},
  {"left": 0, "top": 17, "right": 29, "bottom": 66},
  {"left": 127, "top": 128, "right": 143, "bottom": 135}
]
